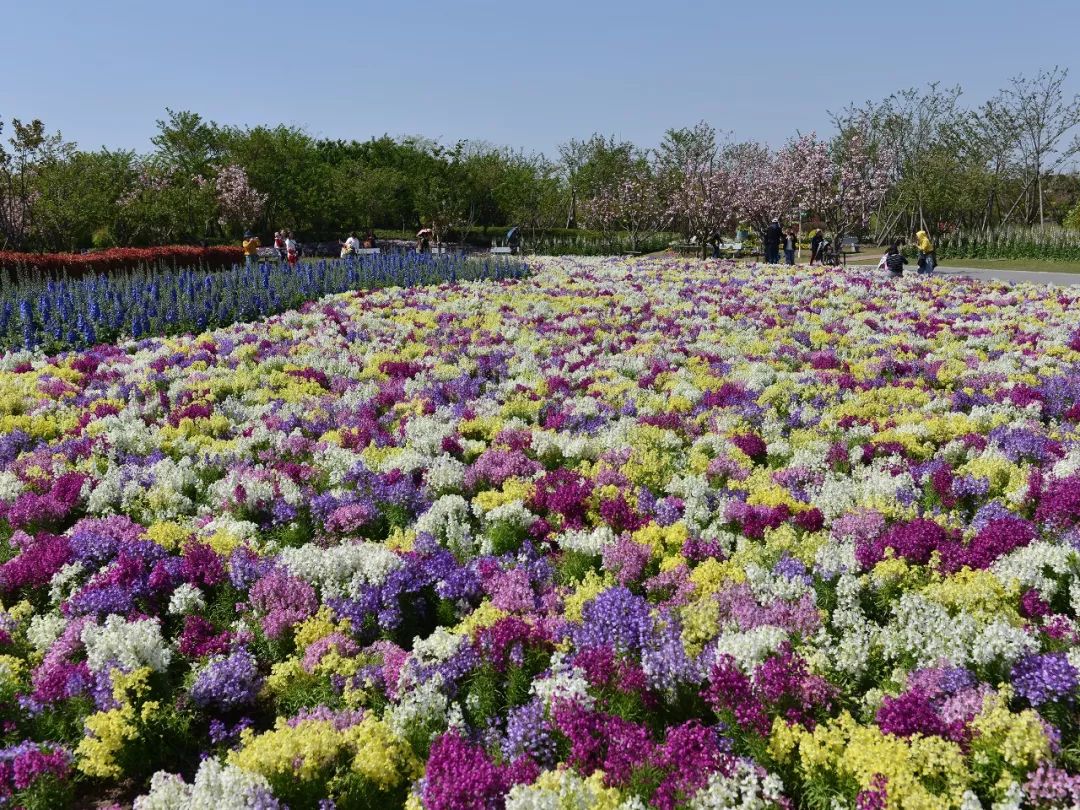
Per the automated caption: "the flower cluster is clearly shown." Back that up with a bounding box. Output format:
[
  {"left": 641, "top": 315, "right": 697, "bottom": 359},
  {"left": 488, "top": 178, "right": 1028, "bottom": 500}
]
[{"left": 0, "top": 256, "right": 1077, "bottom": 808}]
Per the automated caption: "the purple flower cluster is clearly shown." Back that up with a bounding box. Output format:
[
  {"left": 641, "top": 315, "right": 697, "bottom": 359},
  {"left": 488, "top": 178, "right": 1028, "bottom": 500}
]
[{"left": 190, "top": 650, "right": 263, "bottom": 711}]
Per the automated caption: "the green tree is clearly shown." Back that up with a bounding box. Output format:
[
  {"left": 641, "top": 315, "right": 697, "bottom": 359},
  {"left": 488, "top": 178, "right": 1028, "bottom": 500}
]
[{"left": 31, "top": 149, "right": 137, "bottom": 251}]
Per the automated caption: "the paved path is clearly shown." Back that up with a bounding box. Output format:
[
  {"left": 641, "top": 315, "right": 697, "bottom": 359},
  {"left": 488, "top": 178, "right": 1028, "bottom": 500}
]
[{"left": 848, "top": 264, "right": 1080, "bottom": 286}]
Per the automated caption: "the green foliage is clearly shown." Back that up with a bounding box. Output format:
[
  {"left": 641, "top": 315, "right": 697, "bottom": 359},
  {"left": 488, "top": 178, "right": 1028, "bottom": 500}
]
[
  {"left": 936, "top": 224, "right": 1080, "bottom": 261},
  {"left": 556, "top": 550, "right": 601, "bottom": 586}
]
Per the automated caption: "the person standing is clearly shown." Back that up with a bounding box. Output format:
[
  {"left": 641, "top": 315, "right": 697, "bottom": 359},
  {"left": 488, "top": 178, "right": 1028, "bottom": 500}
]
[
  {"left": 783, "top": 230, "right": 797, "bottom": 265},
  {"left": 764, "top": 219, "right": 783, "bottom": 264},
  {"left": 885, "top": 243, "right": 907, "bottom": 277},
  {"left": 273, "top": 230, "right": 286, "bottom": 262},
  {"left": 915, "top": 230, "right": 936, "bottom": 274},
  {"left": 285, "top": 231, "right": 299, "bottom": 269},
  {"left": 810, "top": 229, "right": 824, "bottom": 265},
  {"left": 242, "top": 230, "right": 260, "bottom": 270}
]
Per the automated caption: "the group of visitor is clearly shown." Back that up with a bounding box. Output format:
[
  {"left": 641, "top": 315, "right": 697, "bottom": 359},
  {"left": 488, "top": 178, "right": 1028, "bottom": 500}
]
[
  {"left": 273, "top": 230, "right": 299, "bottom": 267},
  {"left": 241, "top": 230, "right": 298, "bottom": 269},
  {"left": 339, "top": 231, "right": 377, "bottom": 258},
  {"left": 759, "top": 219, "right": 939, "bottom": 277},
  {"left": 879, "top": 230, "right": 937, "bottom": 277}
]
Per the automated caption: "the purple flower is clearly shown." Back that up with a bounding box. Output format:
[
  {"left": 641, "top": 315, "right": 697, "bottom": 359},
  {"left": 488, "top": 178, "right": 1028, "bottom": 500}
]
[
  {"left": 190, "top": 650, "right": 263, "bottom": 711},
  {"left": 1011, "top": 652, "right": 1078, "bottom": 706}
]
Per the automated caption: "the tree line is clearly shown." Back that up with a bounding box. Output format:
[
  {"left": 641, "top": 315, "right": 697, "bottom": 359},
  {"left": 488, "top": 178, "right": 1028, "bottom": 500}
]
[{"left": 2, "top": 66, "right": 1079, "bottom": 254}]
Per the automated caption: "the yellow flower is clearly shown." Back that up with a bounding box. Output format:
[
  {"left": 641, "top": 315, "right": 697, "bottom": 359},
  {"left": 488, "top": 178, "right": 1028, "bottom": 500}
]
[
  {"left": 78, "top": 706, "right": 138, "bottom": 778},
  {"left": 145, "top": 520, "right": 191, "bottom": 550}
]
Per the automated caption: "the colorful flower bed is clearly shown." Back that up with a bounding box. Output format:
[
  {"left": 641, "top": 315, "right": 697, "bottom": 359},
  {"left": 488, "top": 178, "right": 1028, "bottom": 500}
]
[
  {"left": 1, "top": 256, "right": 1080, "bottom": 808},
  {"left": 0, "top": 246, "right": 243, "bottom": 277}
]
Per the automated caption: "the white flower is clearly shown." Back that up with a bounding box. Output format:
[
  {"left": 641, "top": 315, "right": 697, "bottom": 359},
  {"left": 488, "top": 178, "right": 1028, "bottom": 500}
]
[
  {"left": 555, "top": 526, "right": 616, "bottom": 557},
  {"left": 134, "top": 758, "right": 278, "bottom": 809},
  {"left": 687, "top": 759, "right": 788, "bottom": 809},
  {"left": 969, "top": 620, "right": 1037, "bottom": 668},
  {"left": 49, "top": 562, "right": 85, "bottom": 605},
  {"left": 531, "top": 652, "right": 594, "bottom": 710},
  {"left": 416, "top": 494, "right": 475, "bottom": 555},
  {"left": 992, "top": 541, "right": 1074, "bottom": 598},
  {"left": 278, "top": 541, "right": 402, "bottom": 598},
  {"left": 82, "top": 615, "right": 172, "bottom": 674},
  {"left": 713, "top": 625, "right": 789, "bottom": 672},
  {"left": 426, "top": 454, "right": 466, "bottom": 494},
  {"left": 27, "top": 612, "right": 67, "bottom": 652},
  {"left": 0, "top": 471, "right": 23, "bottom": 502},
  {"left": 167, "top": 583, "right": 206, "bottom": 616}
]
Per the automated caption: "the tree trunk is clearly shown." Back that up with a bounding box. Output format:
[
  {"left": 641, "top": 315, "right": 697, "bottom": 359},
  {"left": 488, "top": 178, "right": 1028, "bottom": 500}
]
[{"left": 1037, "top": 166, "right": 1045, "bottom": 227}]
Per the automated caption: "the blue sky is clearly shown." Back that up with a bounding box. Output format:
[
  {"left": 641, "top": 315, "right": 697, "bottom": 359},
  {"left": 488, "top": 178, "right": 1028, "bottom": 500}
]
[{"left": 2, "top": 0, "right": 1077, "bottom": 157}]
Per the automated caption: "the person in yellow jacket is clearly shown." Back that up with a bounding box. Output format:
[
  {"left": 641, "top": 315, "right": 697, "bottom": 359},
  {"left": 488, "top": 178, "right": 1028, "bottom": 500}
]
[
  {"left": 915, "top": 230, "right": 935, "bottom": 275},
  {"left": 242, "top": 230, "right": 261, "bottom": 270}
]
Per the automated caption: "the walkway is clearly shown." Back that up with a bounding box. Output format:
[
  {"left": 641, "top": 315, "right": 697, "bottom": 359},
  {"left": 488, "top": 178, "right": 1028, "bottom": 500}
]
[{"left": 847, "top": 264, "right": 1080, "bottom": 287}]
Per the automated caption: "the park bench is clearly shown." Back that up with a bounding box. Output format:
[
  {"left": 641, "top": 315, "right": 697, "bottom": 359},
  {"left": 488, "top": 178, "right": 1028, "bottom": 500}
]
[
  {"left": 840, "top": 236, "right": 860, "bottom": 253},
  {"left": 490, "top": 246, "right": 513, "bottom": 255}
]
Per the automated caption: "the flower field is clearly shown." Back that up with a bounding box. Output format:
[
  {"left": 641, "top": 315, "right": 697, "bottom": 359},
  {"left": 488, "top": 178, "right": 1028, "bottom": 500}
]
[
  {"left": 0, "top": 253, "right": 527, "bottom": 354},
  {"left": 3, "top": 256, "right": 1080, "bottom": 808}
]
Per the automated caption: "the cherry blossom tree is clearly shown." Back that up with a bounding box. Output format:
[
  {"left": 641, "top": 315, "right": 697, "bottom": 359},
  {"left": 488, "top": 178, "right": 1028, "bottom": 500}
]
[
  {"left": 215, "top": 164, "right": 267, "bottom": 234},
  {"left": 791, "top": 127, "right": 893, "bottom": 242},
  {"left": 583, "top": 174, "right": 668, "bottom": 252},
  {"left": 730, "top": 141, "right": 806, "bottom": 239},
  {"left": 668, "top": 161, "right": 736, "bottom": 259}
]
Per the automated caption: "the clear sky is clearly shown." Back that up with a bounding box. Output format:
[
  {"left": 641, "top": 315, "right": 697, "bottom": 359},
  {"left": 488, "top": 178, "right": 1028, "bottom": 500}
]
[{"left": 3, "top": 0, "right": 1078, "bottom": 157}]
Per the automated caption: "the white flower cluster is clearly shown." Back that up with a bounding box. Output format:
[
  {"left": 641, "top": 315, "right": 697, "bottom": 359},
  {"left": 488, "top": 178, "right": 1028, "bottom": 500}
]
[
  {"left": 387, "top": 677, "right": 451, "bottom": 742},
  {"left": 531, "top": 429, "right": 598, "bottom": 462},
  {"left": 278, "top": 540, "right": 403, "bottom": 598},
  {"left": 404, "top": 414, "right": 456, "bottom": 456},
  {"left": 167, "top": 583, "right": 206, "bottom": 616},
  {"left": 530, "top": 652, "right": 594, "bottom": 711},
  {"left": 476, "top": 499, "right": 537, "bottom": 528},
  {"left": 504, "top": 769, "right": 645, "bottom": 810},
  {"left": 812, "top": 459, "right": 914, "bottom": 521},
  {"left": 555, "top": 526, "right": 616, "bottom": 557},
  {"left": 49, "top": 562, "right": 85, "bottom": 605},
  {"left": 133, "top": 758, "right": 278, "bottom": 810},
  {"left": 425, "top": 454, "right": 466, "bottom": 495},
  {"left": 687, "top": 759, "right": 788, "bottom": 809},
  {"left": 0, "top": 470, "right": 24, "bottom": 502},
  {"left": 409, "top": 626, "right": 463, "bottom": 666},
  {"left": 82, "top": 615, "right": 172, "bottom": 673},
  {"left": 26, "top": 612, "right": 67, "bottom": 652},
  {"left": 416, "top": 494, "right": 475, "bottom": 555},
  {"left": 712, "top": 625, "right": 789, "bottom": 672},
  {"left": 992, "top": 541, "right": 1075, "bottom": 598}
]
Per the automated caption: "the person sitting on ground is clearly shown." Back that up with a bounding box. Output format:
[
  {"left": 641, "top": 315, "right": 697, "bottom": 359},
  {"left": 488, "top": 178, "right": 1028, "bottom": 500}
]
[
  {"left": 363, "top": 231, "right": 376, "bottom": 249},
  {"left": 885, "top": 243, "right": 907, "bottom": 276}
]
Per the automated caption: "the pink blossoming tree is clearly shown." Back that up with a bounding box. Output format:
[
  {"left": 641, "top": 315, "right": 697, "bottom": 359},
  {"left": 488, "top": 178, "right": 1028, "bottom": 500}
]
[{"left": 214, "top": 164, "right": 267, "bottom": 234}]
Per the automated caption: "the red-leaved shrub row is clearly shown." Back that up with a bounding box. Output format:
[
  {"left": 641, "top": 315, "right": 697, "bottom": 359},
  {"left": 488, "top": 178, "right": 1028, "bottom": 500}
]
[{"left": 0, "top": 246, "right": 244, "bottom": 277}]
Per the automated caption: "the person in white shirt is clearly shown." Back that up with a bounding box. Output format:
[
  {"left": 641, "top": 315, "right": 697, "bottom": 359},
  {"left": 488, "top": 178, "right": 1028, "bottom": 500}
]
[{"left": 341, "top": 233, "right": 361, "bottom": 257}]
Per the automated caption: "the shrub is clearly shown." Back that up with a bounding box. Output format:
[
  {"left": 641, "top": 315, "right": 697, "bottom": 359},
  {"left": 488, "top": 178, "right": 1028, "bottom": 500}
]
[{"left": 0, "top": 246, "right": 244, "bottom": 279}]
